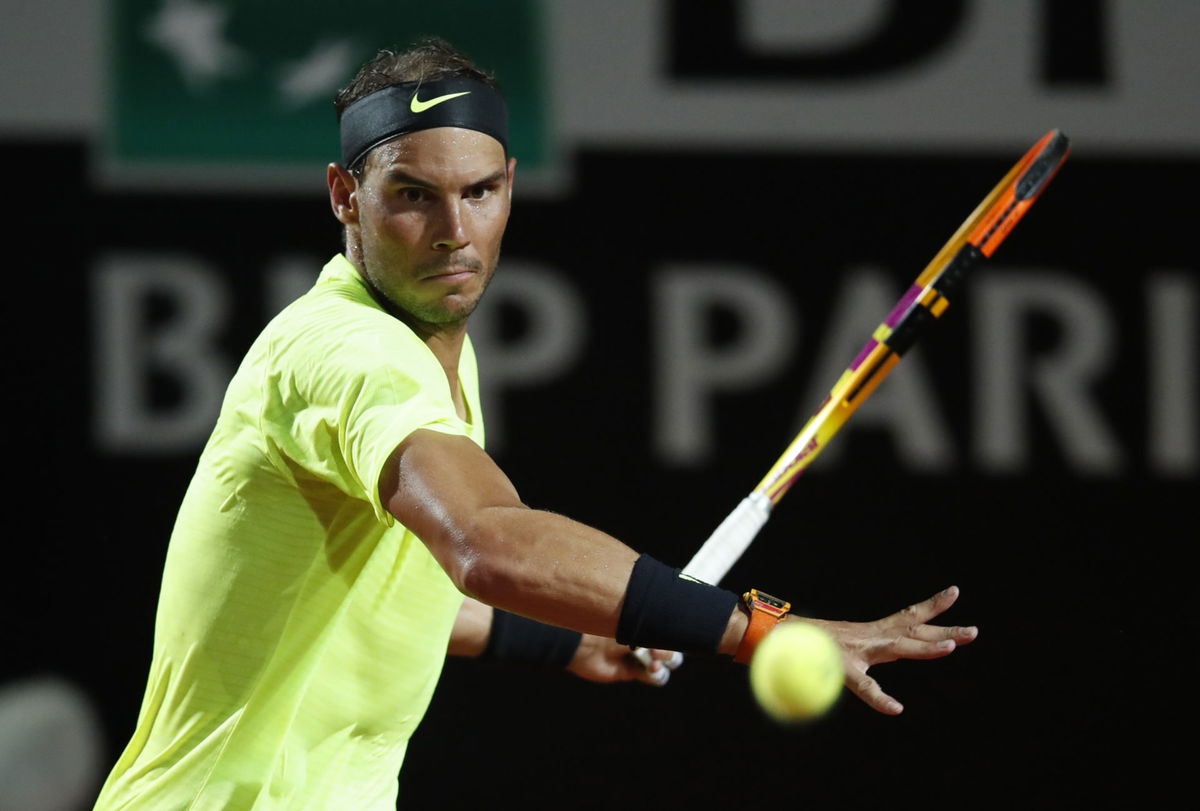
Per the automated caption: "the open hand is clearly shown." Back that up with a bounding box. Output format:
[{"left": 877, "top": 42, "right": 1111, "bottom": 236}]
[{"left": 803, "top": 585, "right": 978, "bottom": 715}]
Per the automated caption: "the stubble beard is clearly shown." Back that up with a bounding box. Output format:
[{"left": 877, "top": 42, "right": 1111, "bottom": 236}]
[{"left": 362, "top": 250, "right": 497, "bottom": 330}]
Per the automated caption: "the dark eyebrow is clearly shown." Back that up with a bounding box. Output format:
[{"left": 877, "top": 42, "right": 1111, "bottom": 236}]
[
  {"left": 384, "top": 169, "right": 439, "bottom": 190},
  {"left": 383, "top": 168, "right": 507, "bottom": 192},
  {"left": 468, "top": 169, "right": 508, "bottom": 188}
]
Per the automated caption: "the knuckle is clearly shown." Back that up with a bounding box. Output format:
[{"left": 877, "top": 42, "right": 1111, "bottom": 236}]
[{"left": 851, "top": 672, "right": 876, "bottom": 694}]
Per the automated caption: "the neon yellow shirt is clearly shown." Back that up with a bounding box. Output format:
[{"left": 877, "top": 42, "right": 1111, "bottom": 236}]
[{"left": 96, "top": 255, "right": 482, "bottom": 810}]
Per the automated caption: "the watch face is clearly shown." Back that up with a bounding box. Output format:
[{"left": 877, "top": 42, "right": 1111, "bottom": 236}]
[{"left": 750, "top": 590, "right": 789, "bottom": 612}]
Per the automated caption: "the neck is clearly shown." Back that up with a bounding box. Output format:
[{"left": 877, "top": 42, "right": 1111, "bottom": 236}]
[
  {"left": 344, "top": 245, "right": 471, "bottom": 417},
  {"left": 419, "top": 325, "right": 469, "bottom": 422},
  {"left": 414, "top": 321, "right": 467, "bottom": 379}
]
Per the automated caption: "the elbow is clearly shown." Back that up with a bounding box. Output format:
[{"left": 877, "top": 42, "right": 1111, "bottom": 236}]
[
  {"left": 451, "top": 512, "right": 522, "bottom": 603},
  {"left": 455, "top": 557, "right": 494, "bottom": 602}
]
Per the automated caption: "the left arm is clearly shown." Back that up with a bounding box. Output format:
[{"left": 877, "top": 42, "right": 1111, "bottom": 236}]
[
  {"left": 447, "top": 596, "right": 494, "bottom": 657},
  {"left": 449, "top": 596, "right": 681, "bottom": 685}
]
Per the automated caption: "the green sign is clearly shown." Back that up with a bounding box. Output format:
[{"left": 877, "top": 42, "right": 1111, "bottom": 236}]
[{"left": 109, "top": 0, "right": 548, "bottom": 178}]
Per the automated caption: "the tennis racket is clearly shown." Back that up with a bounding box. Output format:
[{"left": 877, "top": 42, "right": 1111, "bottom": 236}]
[{"left": 637, "top": 129, "right": 1070, "bottom": 680}]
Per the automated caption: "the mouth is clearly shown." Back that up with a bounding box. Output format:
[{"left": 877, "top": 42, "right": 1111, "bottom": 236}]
[
  {"left": 424, "top": 267, "right": 478, "bottom": 283},
  {"left": 419, "top": 255, "right": 484, "bottom": 283}
]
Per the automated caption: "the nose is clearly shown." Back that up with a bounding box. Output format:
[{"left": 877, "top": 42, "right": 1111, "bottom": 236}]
[{"left": 432, "top": 198, "right": 469, "bottom": 252}]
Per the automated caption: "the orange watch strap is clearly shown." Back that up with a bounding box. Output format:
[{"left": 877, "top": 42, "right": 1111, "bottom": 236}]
[{"left": 734, "top": 589, "right": 791, "bottom": 664}]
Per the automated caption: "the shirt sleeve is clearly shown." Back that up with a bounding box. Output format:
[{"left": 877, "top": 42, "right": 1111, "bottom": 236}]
[{"left": 260, "top": 298, "right": 470, "bottom": 525}]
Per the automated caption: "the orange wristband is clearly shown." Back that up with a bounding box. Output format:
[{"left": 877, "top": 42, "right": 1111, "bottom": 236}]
[{"left": 734, "top": 589, "right": 791, "bottom": 664}]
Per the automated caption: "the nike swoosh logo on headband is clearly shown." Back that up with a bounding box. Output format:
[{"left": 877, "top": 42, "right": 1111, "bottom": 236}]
[{"left": 409, "top": 90, "right": 472, "bottom": 113}]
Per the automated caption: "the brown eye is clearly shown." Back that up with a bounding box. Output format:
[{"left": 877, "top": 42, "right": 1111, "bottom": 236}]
[{"left": 402, "top": 188, "right": 426, "bottom": 203}]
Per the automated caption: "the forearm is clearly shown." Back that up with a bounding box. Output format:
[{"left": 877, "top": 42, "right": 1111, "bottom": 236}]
[
  {"left": 447, "top": 596, "right": 493, "bottom": 657},
  {"left": 456, "top": 507, "right": 752, "bottom": 652},
  {"left": 718, "top": 603, "right": 750, "bottom": 656},
  {"left": 385, "top": 430, "right": 747, "bottom": 650},
  {"left": 455, "top": 505, "right": 639, "bottom": 637}
]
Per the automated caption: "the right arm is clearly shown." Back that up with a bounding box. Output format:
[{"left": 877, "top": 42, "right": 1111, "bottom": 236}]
[
  {"left": 380, "top": 428, "right": 748, "bottom": 649},
  {"left": 387, "top": 429, "right": 978, "bottom": 710}
]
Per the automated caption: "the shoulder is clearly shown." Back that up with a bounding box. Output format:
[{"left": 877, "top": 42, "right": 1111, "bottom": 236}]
[{"left": 263, "top": 258, "right": 440, "bottom": 383}]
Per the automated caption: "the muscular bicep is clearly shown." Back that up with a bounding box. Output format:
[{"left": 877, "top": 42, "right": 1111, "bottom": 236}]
[
  {"left": 379, "top": 429, "right": 525, "bottom": 585},
  {"left": 381, "top": 429, "right": 640, "bottom": 636}
]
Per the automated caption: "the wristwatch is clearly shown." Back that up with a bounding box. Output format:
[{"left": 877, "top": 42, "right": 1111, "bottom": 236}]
[{"left": 734, "top": 589, "right": 791, "bottom": 664}]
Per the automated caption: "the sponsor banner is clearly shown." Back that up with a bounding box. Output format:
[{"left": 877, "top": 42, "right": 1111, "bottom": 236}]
[
  {"left": 557, "top": 0, "right": 1200, "bottom": 154},
  {"left": 88, "top": 0, "right": 1200, "bottom": 193},
  {"left": 59, "top": 147, "right": 1195, "bottom": 481},
  {"left": 105, "top": 0, "right": 548, "bottom": 186}
]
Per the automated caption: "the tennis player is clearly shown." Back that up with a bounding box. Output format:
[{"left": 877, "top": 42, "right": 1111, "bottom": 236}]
[{"left": 95, "top": 38, "right": 977, "bottom": 810}]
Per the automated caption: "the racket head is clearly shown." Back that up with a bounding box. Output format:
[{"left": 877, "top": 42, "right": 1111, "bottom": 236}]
[{"left": 753, "top": 130, "right": 1070, "bottom": 505}]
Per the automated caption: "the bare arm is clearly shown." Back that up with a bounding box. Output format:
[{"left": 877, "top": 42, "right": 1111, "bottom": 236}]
[
  {"left": 447, "top": 596, "right": 493, "bottom": 657},
  {"left": 448, "top": 596, "right": 684, "bottom": 684},
  {"left": 390, "top": 429, "right": 976, "bottom": 706},
  {"left": 382, "top": 429, "right": 748, "bottom": 648}
]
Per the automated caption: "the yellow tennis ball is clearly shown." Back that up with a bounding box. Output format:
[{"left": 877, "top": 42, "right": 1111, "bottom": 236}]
[{"left": 750, "top": 622, "right": 844, "bottom": 722}]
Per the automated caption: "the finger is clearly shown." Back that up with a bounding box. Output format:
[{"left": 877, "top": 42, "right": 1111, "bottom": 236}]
[
  {"left": 628, "top": 647, "right": 676, "bottom": 686},
  {"left": 953, "top": 625, "right": 980, "bottom": 644},
  {"left": 631, "top": 648, "right": 684, "bottom": 676},
  {"left": 872, "top": 637, "right": 959, "bottom": 663},
  {"left": 638, "top": 662, "right": 671, "bottom": 687},
  {"left": 660, "top": 651, "right": 684, "bottom": 670},
  {"left": 644, "top": 652, "right": 684, "bottom": 680},
  {"left": 628, "top": 646, "right": 654, "bottom": 670},
  {"left": 891, "top": 585, "right": 961, "bottom": 626},
  {"left": 646, "top": 648, "right": 677, "bottom": 662},
  {"left": 846, "top": 669, "right": 903, "bottom": 716},
  {"left": 906, "top": 623, "right": 980, "bottom": 645}
]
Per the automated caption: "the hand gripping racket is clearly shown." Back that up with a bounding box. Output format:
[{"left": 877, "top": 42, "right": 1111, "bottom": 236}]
[{"left": 636, "top": 129, "right": 1070, "bottom": 681}]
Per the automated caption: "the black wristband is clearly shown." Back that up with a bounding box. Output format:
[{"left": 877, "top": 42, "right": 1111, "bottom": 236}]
[
  {"left": 479, "top": 610, "right": 583, "bottom": 670},
  {"left": 616, "top": 554, "right": 740, "bottom": 655}
]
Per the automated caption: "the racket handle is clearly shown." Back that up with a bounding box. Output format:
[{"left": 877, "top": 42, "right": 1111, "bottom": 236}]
[
  {"left": 682, "top": 492, "right": 772, "bottom": 585},
  {"left": 629, "top": 493, "right": 773, "bottom": 682}
]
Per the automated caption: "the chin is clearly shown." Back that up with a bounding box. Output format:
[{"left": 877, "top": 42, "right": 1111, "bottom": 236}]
[{"left": 409, "top": 295, "right": 482, "bottom": 327}]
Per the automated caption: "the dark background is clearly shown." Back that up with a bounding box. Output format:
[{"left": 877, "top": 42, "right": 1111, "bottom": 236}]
[
  {"left": 4, "top": 2, "right": 1197, "bottom": 808},
  {"left": 10, "top": 142, "right": 1194, "bottom": 808}
]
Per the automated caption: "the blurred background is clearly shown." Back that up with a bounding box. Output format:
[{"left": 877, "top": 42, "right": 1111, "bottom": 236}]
[{"left": 3, "top": 1, "right": 1196, "bottom": 808}]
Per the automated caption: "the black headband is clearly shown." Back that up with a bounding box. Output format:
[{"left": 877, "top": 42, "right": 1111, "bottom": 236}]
[{"left": 339, "top": 78, "right": 508, "bottom": 169}]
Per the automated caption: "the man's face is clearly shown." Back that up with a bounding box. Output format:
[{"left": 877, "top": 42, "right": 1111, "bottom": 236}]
[{"left": 342, "top": 127, "right": 514, "bottom": 330}]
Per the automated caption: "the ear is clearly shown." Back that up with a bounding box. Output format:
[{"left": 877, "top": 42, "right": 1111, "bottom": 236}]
[
  {"left": 505, "top": 156, "right": 517, "bottom": 203},
  {"left": 327, "top": 163, "right": 359, "bottom": 226}
]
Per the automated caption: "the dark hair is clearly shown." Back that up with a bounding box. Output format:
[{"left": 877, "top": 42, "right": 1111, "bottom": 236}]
[{"left": 334, "top": 37, "right": 497, "bottom": 120}]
